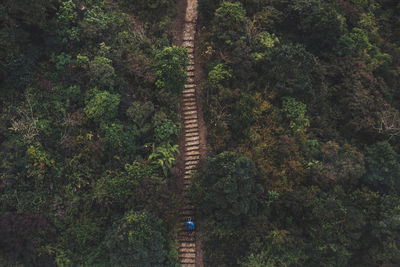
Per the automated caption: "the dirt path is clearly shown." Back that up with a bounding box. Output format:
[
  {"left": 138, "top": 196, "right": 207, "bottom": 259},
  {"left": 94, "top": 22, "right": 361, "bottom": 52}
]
[{"left": 173, "top": 0, "right": 206, "bottom": 266}]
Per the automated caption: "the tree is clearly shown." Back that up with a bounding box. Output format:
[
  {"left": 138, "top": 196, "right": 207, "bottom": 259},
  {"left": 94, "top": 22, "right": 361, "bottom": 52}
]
[
  {"left": 106, "top": 211, "right": 168, "bottom": 267},
  {"left": 281, "top": 97, "right": 310, "bottom": 134},
  {"left": 89, "top": 56, "right": 116, "bottom": 90},
  {"left": 0, "top": 213, "right": 54, "bottom": 266},
  {"left": 241, "top": 230, "right": 305, "bottom": 267},
  {"left": 154, "top": 119, "right": 180, "bottom": 145},
  {"left": 190, "top": 152, "right": 263, "bottom": 227},
  {"left": 258, "top": 44, "right": 319, "bottom": 101},
  {"left": 154, "top": 46, "right": 188, "bottom": 95},
  {"left": 84, "top": 89, "right": 120, "bottom": 122},
  {"left": 148, "top": 143, "right": 179, "bottom": 178},
  {"left": 211, "top": 1, "right": 249, "bottom": 48},
  {"left": 101, "top": 122, "right": 139, "bottom": 157},
  {"left": 364, "top": 141, "right": 400, "bottom": 191}
]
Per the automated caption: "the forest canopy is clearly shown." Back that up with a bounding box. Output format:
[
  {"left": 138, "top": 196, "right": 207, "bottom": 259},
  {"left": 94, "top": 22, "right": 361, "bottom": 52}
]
[
  {"left": 192, "top": 0, "right": 400, "bottom": 266},
  {"left": 1, "top": 0, "right": 400, "bottom": 266}
]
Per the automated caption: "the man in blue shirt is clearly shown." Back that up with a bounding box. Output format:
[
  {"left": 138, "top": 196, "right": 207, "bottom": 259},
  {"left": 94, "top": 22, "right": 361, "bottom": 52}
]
[{"left": 185, "top": 218, "right": 195, "bottom": 231}]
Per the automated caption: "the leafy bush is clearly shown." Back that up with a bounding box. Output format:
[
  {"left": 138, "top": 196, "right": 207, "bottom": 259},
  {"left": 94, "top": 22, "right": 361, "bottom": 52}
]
[
  {"left": 106, "top": 211, "right": 168, "bottom": 267},
  {"left": 84, "top": 89, "right": 120, "bottom": 122},
  {"left": 154, "top": 119, "right": 180, "bottom": 144},
  {"left": 364, "top": 141, "right": 400, "bottom": 191},
  {"left": 89, "top": 56, "right": 116, "bottom": 90},
  {"left": 211, "top": 1, "right": 248, "bottom": 48},
  {"left": 101, "top": 122, "right": 139, "bottom": 157},
  {"left": 190, "top": 152, "right": 263, "bottom": 227},
  {"left": 154, "top": 46, "right": 188, "bottom": 95}
]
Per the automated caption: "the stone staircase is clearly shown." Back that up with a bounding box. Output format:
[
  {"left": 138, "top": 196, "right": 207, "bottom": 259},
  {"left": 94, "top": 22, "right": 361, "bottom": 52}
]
[{"left": 178, "top": 0, "right": 199, "bottom": 266}]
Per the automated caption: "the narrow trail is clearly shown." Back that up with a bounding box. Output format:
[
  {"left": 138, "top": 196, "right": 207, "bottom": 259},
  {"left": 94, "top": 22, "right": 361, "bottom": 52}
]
[{"left": 177, "top": 0, "right": 202, "bottom": 266}]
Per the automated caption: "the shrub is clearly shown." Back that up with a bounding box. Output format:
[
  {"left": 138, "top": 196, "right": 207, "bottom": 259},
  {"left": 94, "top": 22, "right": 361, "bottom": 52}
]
[
  {"left": 106, "top": 211, "right": 168, "bottom": 267},
  {"left": 84, "top": 89, "right": 120, "bottom": 122}
]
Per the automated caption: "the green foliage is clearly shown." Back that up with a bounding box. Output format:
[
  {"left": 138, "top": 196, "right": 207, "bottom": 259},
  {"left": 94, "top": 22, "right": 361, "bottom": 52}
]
[
  {"left": 191, "top": 152, "right": 263, "bottom": 227},
  {"left": 55, "top": 0, "right": 80, "bottom": 44},
  {"left": 84, "top": 89, "right": 120, "bottom": 122},
  {"left": 207, "top": 63, "right": 232, "bottom": 91},
  {"left": 104, "top": 161, "right": 153, "bottom": 204},
  {"left": 117, "top": 0, "right": 178, "bottom": 24},
  {"left": 260, "top": 44, "right": 319, "bottom": 101},
  {"left": 231, "top": 94, "right": 255, "bottom": 138},
  {"left": 364, "top": 141, "right": 400, "bottom": 191},
  {"left": 89, "top": 56, "right": 116, "bottom": 90},
  {"left": 0, "top": 0, "right": 182, "bottom": 265},
  {"left": 281, "top": 97, "right": 310, "bottom": 134},
  {"left": 148, "top": 144, "right": 179, "bottom": 178},
  {"left": 154, "top": 119, "right": 180, "bottom": 144},
  {"left": 126, "top": 101, "right": 155, "bottom": 129},
  {"left": 106, "top": 211, "right": 168, "bottom": 267},
  {"left": 251, "top": 32, "right": 280, "bottom": 60},
  {"left": 154, "top": 46, "right": 188, "bottom": 95},
  {"left": 241, "top": 230, "right": 305, "bottom": 267},
  {"left": 101, "top": 122, "right": 139, "bottom": 157},
  {"left": 212, "top": 1, "right": 248, "bottom": 47}
]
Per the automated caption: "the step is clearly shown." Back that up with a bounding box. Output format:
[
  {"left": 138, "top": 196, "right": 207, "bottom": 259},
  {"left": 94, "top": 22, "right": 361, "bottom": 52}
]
[
  {"left": 183, "top": 90, "right": 195, "bottom": 96},
  {"left": 187, "top": 65, "right": 195, "bottom": 71},
  {"left": 182, "top": 92, "right": 196, "bottom": 98},
  {"left": 183, "top": 109, "right": 197, "bottom": 115},
  {"left": 186, "top": 48, "right": 194, "bottom": 54},
  {"left": 183, "top": 98, "right": 196, "bottom": 104},
  {"left": 182, "top": 40, "right": 194, "bottom": 48},
  {"left": 185, "top": 130, "right": 199, "bottom": 136},
  {"left": 186, "top": 138, "right": 200, "bottom": 145},
  {"left": 187, "top": 71, "right": 195, "bottom": 77},
  {"left": 185, "top": 135, "right": 200, "bottom": 142},
  {"left": 183, "top": 105, "right": 197, "bottom": 111},
  {"left": 184, "top": 84, "right": 195, "bottom": 89},
  {"left": 180, "top": 258, "right": 196, "bottom": 264},
  {"left": 180, "top": 253, "right": 196, "bottom": 259},
  {"left": 184, "top": 122, "right": 198, "bottom": 129},
  {"left": 189, "top": 58, "right": 195, "bottom": 65},
  {"left": 183, "top": 91, "right": 195, "bottom": 97},
  {"left": 183, "top": 34, "right": 194, "bottom": 41},
  {"left": 185, "top": 159, "right": 199, "bottom": 165},
  {"left": 182, "top": 209, "right": 194, "bottom": 215},
  {"left": 185, "top": 145, "right": 200, "bottom": 152},
  {"left": 184, "top": 118, "right": 197, "bottom": 124},
  {"left": 179, "top": 247, "right": 196, "bottom": 253},
  {"left": 183, "top": 113, "right": 198, "bottom": 120},
  {"left": 185, "top": 0, "right": 198, "bottom": 23},
  {"left": 178, "top": 237, "right": 195, "bottom": 243},
  {"left": 180, "top": 241, "right": 196, "bottom": 247},
  {"left": 187, "top": 77, "right": 195, "bottom": 83},
  {"left": 185, "top": 129, "right": 199, "bottom": 136},
  {"left": 182, "top": 94, "right": 196, "bottom": 100},
  {"left": 188, "top": 53, "right": 195, "bottom": 59},
  {"left": 178, "top": 232, "right": 195, "bottom": 238},
  {"left": 185, "top": 150, "right": 200, "bottom": 156},
  {"left": 185, "top": 155, "right": 200, "bottom": 162},
  {"left": 184, "top": 170, "right": 194, "bottom": 176},
  {"left": 185, "top": 165, "right": 197, "bottom": 171},
  {"left": 185, "top": 128, "right": 199, "bottom": 134}
]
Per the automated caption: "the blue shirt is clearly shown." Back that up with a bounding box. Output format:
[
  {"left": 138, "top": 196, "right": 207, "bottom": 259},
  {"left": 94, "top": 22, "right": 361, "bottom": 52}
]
[{"left": 185, "top": 221, "right": 195, "bottom": 231}]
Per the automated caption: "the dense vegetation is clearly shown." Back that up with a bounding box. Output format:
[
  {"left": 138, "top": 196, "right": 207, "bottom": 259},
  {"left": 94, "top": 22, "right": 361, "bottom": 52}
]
[
  {"left": 2, "top": 0, "right": 400, "bottom": 266},
  {"left": 191, "top": 0, "right": 400, "bottom": 266},
  {"left": 0, "top": 0, "right": 186, "bottom": 265}
]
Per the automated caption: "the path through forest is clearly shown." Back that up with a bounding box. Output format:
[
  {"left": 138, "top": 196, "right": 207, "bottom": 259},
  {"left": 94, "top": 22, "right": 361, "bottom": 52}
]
[{"left": 176, "top": 0, "right": 205, "bottom": 266}]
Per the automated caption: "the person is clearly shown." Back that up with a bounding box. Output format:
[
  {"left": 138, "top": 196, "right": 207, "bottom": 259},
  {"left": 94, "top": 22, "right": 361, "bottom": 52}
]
[{"left": 185, "top": 217, "right": 195, "bottom": 231}]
